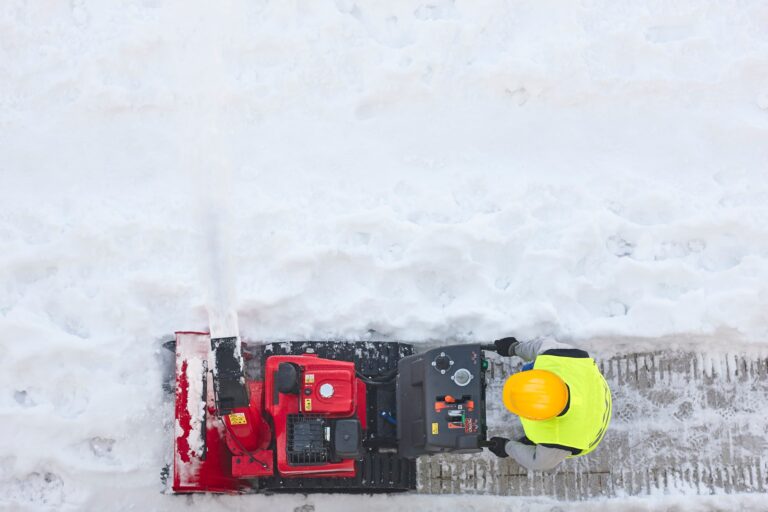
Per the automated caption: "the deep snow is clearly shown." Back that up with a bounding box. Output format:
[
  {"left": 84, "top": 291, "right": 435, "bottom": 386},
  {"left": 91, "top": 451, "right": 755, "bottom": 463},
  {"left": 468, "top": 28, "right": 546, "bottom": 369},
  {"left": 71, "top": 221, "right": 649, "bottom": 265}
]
[{"left": 1, "top": 0, "right": 768, "bottom": 510}]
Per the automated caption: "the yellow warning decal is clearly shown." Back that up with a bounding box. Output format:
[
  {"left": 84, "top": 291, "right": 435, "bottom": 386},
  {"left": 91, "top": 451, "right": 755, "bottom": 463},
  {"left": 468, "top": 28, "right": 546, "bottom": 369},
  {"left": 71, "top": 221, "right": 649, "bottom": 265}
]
[
  {"left": 228, "top": 412, "right": 247, "bottom": 425},
  {"left": 305, "top": 374, "right": 315, "bottom": 384},
  {"left": 432, "top": 422, "right": 439, "bottom": 435},
  {"left": 304, "top": 398, "right": 312, "bottom": 411}
]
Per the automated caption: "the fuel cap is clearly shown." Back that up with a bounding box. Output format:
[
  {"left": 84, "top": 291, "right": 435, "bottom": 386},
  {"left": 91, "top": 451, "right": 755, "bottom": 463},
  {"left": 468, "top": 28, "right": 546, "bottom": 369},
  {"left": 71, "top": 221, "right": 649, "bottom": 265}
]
[
  {"left": 431, "top": 352, "right": 455, "bottom": 374},
  {"left": 319, "top": 383, "right": 335, "bottom": 398}
]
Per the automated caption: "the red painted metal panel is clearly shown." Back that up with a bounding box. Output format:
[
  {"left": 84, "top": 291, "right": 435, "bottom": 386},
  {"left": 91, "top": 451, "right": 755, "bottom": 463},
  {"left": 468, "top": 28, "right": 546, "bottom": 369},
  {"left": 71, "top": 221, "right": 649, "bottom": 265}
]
[
  {"left": 172, "top": 332, "right": 242, "bottom": 493},
  {"left": 231, "top": 449, "right": 274, "bottom": 478}
]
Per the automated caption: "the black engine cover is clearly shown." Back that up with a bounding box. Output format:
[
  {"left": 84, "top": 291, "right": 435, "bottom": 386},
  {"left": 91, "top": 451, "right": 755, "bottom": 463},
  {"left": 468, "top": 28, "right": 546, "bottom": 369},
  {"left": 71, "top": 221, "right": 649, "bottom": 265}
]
[
  {"left": 332, "top": 419, "right": 362, "bottom": 460},
  {"left": 287, "top": 415, "right": 329, "bottom": 465}
]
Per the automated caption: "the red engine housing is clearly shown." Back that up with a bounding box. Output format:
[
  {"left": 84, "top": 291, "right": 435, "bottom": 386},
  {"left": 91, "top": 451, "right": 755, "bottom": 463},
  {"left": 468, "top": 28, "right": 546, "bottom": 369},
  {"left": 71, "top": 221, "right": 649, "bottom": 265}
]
[{"left": 264, "top": 354, "right": 367, "bottom": 477}]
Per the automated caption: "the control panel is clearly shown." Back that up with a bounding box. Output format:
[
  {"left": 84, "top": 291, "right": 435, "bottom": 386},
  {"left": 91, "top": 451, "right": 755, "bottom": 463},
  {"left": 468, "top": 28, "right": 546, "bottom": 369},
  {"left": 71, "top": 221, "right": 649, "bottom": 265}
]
[{"left": 396, "top": 344, "right": 488, "bottom": 459}]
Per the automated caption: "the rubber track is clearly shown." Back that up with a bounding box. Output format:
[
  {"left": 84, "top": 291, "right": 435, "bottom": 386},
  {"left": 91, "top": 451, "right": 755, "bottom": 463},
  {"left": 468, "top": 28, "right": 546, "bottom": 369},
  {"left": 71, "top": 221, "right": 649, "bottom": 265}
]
[{"left": 417, "top": 350, "right": 768, "bottom": 498}]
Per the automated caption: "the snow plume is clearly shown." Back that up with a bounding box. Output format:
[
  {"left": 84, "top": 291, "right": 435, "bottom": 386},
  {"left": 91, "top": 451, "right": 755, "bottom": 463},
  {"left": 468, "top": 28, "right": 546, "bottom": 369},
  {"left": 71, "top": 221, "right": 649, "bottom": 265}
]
[
  {"left": 200, "top": 196, "right": 240, "bottom": 340},
  {"left": 170, "top": 6, "right": 242, "bottom": 339}
]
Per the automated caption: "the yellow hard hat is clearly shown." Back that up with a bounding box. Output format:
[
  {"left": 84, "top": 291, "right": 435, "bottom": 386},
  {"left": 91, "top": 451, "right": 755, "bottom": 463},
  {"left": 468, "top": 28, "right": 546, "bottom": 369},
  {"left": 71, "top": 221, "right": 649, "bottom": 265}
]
[{"left": 502, "top": 369, "right": 569, "bottom": 420}]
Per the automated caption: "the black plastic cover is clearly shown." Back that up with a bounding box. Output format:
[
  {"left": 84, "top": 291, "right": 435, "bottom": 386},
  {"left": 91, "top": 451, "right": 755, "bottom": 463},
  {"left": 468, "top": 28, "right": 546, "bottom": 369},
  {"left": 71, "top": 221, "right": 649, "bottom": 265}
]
[
  {"left": 211, "top": 337, "right": 249, "bottom": 414},
  {"left": 287, "top": 415, "right": 329, "bottom": 465},
  {"left": 332, "top": 418, "right": 362, "bottom": 460},
  {"left": 396, "top": 344, "right": 487, "bottom": 459},
  {"left": 277, "top": 362, "right": 301, "bottom": 394}
]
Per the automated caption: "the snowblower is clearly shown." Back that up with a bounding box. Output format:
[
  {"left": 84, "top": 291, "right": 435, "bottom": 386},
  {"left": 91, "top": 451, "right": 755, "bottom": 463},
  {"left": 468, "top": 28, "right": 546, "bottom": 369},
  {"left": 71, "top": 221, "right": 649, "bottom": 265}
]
[{"left": 170, "top": 332, "right": 493, "bottom": 493}]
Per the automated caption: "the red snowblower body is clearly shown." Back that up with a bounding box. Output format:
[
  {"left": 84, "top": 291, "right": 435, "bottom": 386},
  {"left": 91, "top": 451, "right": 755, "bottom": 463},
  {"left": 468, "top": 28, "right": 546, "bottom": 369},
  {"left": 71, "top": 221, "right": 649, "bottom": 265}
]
[{"left": 170, "top": 331, "right": 492, "bottom": 494}]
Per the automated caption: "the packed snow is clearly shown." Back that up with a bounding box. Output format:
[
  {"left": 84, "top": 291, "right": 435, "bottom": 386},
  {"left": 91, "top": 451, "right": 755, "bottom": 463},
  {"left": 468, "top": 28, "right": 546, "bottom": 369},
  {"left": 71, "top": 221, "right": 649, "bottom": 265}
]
[{"left": 1, "top": 0, "right": 768, "bottom": 510}]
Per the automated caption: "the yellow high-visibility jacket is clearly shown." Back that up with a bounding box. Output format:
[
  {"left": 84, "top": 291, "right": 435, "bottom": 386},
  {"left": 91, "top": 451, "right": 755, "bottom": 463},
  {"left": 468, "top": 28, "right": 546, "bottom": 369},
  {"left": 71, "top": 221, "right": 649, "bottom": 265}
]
[{"left": 520, "top": 353, "right": 612, "bottom": 457}]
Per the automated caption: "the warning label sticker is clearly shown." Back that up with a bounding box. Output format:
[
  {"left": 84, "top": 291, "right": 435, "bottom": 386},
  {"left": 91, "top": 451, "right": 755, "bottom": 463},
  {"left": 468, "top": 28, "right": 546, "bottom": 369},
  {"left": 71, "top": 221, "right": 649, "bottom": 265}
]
[
  {"left": 228, "top": 412, "right": 247, "bottom": 425},
  {"left": 305, "top": 374, "right": 315, "bottom": 384},
  {"left": 432, "top": 422, "right": 439, "bottom": 435},
  {"left": 304, "top": 398, "right": 312, "bottom": 411}
]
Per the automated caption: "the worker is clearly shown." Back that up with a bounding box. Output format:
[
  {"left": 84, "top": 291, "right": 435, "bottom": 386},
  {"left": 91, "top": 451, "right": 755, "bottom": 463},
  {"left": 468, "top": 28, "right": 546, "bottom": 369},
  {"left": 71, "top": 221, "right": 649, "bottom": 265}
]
[{"left": 485, "top": 336, "right": 612, "bottom": 471}]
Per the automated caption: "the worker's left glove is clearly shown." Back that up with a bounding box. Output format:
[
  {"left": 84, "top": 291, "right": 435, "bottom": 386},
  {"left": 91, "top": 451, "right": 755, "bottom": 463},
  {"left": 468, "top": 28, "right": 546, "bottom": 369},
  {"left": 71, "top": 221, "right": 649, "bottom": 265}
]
[
  {"left": 486, "top": 436, "right": 510, "bottom": 458},
  {"left": 493, "top": 337, "right": 520, "bottom": 357}
]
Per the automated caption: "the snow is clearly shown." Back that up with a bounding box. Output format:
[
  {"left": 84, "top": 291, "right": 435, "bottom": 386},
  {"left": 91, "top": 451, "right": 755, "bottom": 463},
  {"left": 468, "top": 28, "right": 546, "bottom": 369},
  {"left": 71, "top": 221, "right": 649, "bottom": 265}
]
[{"left": 1, "top": 0, "right": 768, "bottom": 510}]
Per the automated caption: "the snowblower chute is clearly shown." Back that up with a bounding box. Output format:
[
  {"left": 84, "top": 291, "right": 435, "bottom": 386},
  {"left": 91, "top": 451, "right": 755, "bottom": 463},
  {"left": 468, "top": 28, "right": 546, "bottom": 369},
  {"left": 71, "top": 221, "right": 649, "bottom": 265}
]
[{"left": 171, "top": 332, "right": 490, "bottom": 493}]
